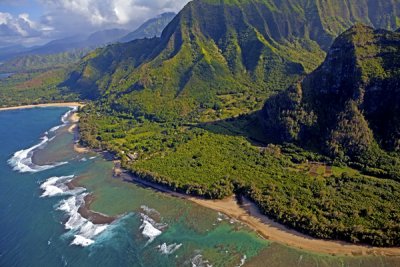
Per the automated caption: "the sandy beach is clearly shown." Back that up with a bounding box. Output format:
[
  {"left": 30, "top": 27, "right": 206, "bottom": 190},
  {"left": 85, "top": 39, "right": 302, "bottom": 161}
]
[
  {"left": 74, "top": 143, "right": 90, "bottom": 153},
  {"left": 65, "top": 110, "right": 91, "bottom": 154},
  {"left": 23, "top": 102, "right": 400, "bottom": 257},
  {"left": 190, "top": 196, "right": 400, "bottom": 257},
  {"left": 123, "top": 174, "right": 400, "bottom": 257},
  {"left": 0, "top": 102, "right": 85, "bottom": 112}
]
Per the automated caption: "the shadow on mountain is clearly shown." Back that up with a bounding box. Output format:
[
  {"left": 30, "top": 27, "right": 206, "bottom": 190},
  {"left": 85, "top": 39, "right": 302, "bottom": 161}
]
[{"left": 194, "top": 111, "right": 271, "bottom": 146}]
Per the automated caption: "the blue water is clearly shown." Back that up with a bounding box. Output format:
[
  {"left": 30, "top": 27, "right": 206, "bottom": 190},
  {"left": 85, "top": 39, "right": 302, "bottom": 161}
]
[
  {"left": 0, "top": 73, "right": 13, "bottom": 80},
  {"left": 0, "top": 108, "right": 73, "bottom": 266},
  {"left": 1, "top": 108, "right": 399, "bottom": 267},
  {"left": 0, "top": 108, "right": 268, "bottom": 267},
  {"left": 0, "top": 108, "right": 140, "bottom": 266}
]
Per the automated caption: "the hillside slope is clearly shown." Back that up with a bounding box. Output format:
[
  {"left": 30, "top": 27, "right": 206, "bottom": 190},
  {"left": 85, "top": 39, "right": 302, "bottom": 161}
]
[
  {"left": 73, "top": 1, "right": 400, "bottom": 247},
  {"left": 0, "top": 50, "right": 89, "bottom": 73},
  {"left": 65, "top": 0, "right": 399, "bottom": 121},
  {"left": 261, "top": 25, "right": 400, "bottom": 178}
]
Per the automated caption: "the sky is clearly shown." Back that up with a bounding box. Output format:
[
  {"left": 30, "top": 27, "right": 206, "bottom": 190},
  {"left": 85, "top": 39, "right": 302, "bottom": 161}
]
[{"left": 0, "top": 0, "right": 191, "bottom": 47}]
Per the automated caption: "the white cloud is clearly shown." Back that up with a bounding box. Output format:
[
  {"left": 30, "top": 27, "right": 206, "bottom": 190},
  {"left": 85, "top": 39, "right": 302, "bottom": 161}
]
[
  {"left": 0, "top": 12, "right": 44, "bottom": 39},
  {"left": 0, "top": 0, "right": 191, "bottom": 46},
  {"left": 40, "top": 0, "right": 190, "bottom": 27}
]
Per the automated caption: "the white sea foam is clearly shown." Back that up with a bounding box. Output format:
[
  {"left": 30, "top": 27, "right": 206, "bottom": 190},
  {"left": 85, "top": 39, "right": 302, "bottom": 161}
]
[
  {"left": 141, "top": 205, "right": 160, "bottom": 216},
  {"left": 71, "top": 235, "right": 95, "bottom": 246},
  {"left": 139, "top": 211, "right": 167, "bottom": 244},
  {"left": 158, "top": 243, "right": 182, "bottom": 255},
  {"left": 49, "top": 106, "right": 77, "bottom": 132},
  {"left": 140, "top": 219, "right": 162, "bottom": 243},
  {"left": 8, "top": 135, "right": 68, "bottom": 173},
  {"left": 236, "top": 255, "right": 247, "bottom": 267},
  {"left": 58, "top": 193, "right": 108, "bottom": 247},
  {"left": 61, "top": 106, "right": 78, "bottom": 124},
  {"left": 29, "top": 106, "right": 108, "bottom": 248},
  {"left": 7, "top": 107, "right": 79, "bottom": 173},
  {"left": 40, "top": 175, "right": 85, "bottom": 198},
  {"left": 49, "top": 125, "right": 62, "bottom": 132},
  {"left": 217, "top": 212, "right": 229, "bottom": 222},
  {"left": 190, "top": 254, "right": 212, "bottom": 267}
]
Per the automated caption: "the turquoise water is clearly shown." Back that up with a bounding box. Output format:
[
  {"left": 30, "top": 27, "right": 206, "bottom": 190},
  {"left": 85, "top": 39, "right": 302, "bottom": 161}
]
[
  {"left": 0, "top": 107, "right": 267, "bottom": 266},
  {"left": 0, "top": 107, "right": 399, "bottom": 267}
]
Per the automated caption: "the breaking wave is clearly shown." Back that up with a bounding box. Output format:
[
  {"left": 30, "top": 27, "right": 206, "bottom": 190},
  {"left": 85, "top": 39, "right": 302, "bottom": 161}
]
[
  {"left": 40, "top": 175, "right": 85, "bottom": 198},
  {"left": 140, "top": 214, "right": 163, "bottom": 243},
  {"left": 49, "top": 106, "right": 77, "bottom": 133},
  {"left": 7, "top": 107, "right": 78, "bottom": 173},
  {"left": 158, "top": 243, "right": 182, "bottom": 255},
  {"left": 237, "top": 255, "right": 247, "bottom": 267},
  {"left": 40, "top": 174, "right": 116, "bottom": 248},
  {"left": 58, "top": 193, "right": 108, "bottom": 247},
  {"left": 61, "top": 107, "right": 77, "bottom": 124},
  {"left": 189, "top": 253, "right": 212, "bottom": 267},
  {"left": 139, "top": 206, "right": 167, "bottom": 244},
  {"left": 8, "top": 135, "right": 68, "bottom": 173}
]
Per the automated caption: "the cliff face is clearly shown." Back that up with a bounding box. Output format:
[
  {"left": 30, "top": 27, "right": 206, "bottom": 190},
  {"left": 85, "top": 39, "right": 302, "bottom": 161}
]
[
  {"left": 261, "top": 25, "right": 400, "bottom": 158},
  {"left": 64, "top": 0, "right": 400, "bottom": 120}
]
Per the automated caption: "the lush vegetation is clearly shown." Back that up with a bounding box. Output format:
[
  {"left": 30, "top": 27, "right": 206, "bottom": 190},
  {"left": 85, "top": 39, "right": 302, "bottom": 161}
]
[
  {"left": 71, "top": 1, "right": 400, "bottom": 247},
  {"left": 65, "top": 0, "right": 399, "bottom": 120},
  {"left": 261, "top": 25, "right": 400, "bottom": 182},
  {"left": 0, "top": 69, "right": 79, "bottom": 107},
  {"left": 78, "top": 104, "right": 400, "bottom": 246},
  {"left": 0, "top": 11, "right": 180, "bottom": 107},
  {"left": 0, "top": 50, "right": 88, "bottom": 73},
  {"left": 0, "top": 49, "right": 88, "bottom": 107},
  {"left": 2, "top": 0, "right": 400, "bottom": 247}
]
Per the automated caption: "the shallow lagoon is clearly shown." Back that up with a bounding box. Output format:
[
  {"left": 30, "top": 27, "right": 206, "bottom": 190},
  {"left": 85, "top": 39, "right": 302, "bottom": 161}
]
[{"left": 0, "top": 107, "right": 399, "bottom": 266}]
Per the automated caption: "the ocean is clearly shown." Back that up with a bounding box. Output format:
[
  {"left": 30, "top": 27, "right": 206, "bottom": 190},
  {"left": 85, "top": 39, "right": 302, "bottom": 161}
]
[
  {"left": 0, "top": 73, "right": 13, "bottom": 80},
  {"left": 0, "top": 107, "right": 399, "bottom": 267}
]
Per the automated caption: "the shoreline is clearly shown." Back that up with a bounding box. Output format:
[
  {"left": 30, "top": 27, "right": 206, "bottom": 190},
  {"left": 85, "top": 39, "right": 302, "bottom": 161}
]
[
  {"left": 0, "top": 102, "right": 85, "bottom": 112},
  {"left": 67, "top": 112, "right": 117, "bottom": 225},
  {"left": 191, "top": 196, "right": 400, "bottom": 257},
  {"left": 67, "top": 108, "right": 400, "bottom": 257},
  {"left": 66, "top": 177, "right": 116, "bottom": 225},
  {"left": 123, "top": 173, "right": 400, "bottom": 257}
]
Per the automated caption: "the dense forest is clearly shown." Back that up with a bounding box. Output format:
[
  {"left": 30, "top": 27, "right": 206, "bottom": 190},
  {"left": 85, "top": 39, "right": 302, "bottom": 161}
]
[
  {"left": 66, "top": 0, "right": 400, "bottom": 121},
  {"left": 2, "top": 0, "right": 400, "bottom": 247},
  {"left": 73, "top": 0, "right": 400, "bottom": 246},
  {"left": 261, "top": 25, "right": 400, "bottom": 181},
  {"left": 0, "top": 12, "right": 178, "bottom": 108},
  {"left": 0, "top": 69, "right": 79, "bottom": 107}
]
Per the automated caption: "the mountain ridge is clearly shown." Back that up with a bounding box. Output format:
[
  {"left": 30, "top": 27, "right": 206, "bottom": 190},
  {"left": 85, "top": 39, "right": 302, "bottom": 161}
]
[
  {"left": 261, "top": 24, "right": 400, "bottom": 178},
  {"left": 64, "top": 0, "right": 400, "bottom": 122},
  {"left": 70, "top": 1, "right": 400, "bottom": 247},
  {"left": 119, "top": 12, "right": 176, "bottom": 43}
]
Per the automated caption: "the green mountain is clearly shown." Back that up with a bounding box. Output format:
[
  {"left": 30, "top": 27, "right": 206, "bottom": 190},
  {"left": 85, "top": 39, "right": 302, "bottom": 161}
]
[
  {"left": 119, "top": 12, "right": 176, "bottom": 43},
  {"left": 0, "top": 14, "right": 179, "bottom": 74},
  {"left": 0, "top": 49, "right": 89, "bottom": 73},
  {"left": 261, "top": 25, "right": 400, "bottom": 177},
  {"left": 69, "top": 1, "right": 400, "bottom": 247},
  {"left": 65, "top": 0, "right": 399, "bottom": 121}
]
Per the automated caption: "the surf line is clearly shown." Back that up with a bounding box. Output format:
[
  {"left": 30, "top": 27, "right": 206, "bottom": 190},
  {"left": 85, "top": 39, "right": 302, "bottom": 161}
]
[{"left": 7, "top": 107, "right": 78, "bottom": 173}]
